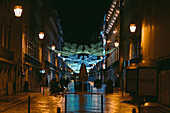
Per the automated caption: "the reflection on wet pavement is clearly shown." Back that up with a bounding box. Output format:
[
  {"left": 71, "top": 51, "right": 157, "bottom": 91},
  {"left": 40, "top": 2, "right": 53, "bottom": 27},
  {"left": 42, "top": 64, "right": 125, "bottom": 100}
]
[{"left": 2, "top": 81, "right": 137, "bottom": 113}]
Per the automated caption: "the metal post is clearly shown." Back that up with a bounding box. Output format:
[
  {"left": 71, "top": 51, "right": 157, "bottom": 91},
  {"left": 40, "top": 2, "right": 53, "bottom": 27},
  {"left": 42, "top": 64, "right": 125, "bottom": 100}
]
[
  {"left": 138, "top": 104, "right": 141, "bottom": 113},
  {"left": 40, "top": 83, "right": 41, "bottom": 93},
  {"left": 91, "top": 86, "right": 92, "bottom": 95},
  {"left": 89, "top": 84, "right": 90, "bottom": 93},
  {"left": 101, "top": 95, "right": 103, "bottom": 113},
  {"left": 75, "top": 83, "right": 76, "bottom": 94},
  {"left": 43, "top": 74, "right": 44, "bottom": 96},
  {"left": 65, "top": 95, "right": 67, "bottom": 113},
  {"left": 122, "top": 77, "right": 123, "bottom": 96},
  {"left": 21, "top": 66, "right": 22, "bottom": 92},
  {"left": 28, "top": 95, "right": 30, "bottom": 113},
  {"left": 57, "top": 107, "right": 61, "bottom": 113}
]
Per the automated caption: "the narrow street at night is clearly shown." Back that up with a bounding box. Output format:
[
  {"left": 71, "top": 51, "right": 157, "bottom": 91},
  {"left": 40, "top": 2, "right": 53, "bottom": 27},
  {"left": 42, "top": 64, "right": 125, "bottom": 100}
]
[{"left": 0, "top": 0, "right": 170, "bottom": 112}]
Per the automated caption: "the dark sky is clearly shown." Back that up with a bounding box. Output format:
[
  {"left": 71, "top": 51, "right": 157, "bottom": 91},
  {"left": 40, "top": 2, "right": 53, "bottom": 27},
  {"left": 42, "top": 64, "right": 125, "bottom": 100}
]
[{"left": 50, "top": 0, "right": 112, "bottom": 45}]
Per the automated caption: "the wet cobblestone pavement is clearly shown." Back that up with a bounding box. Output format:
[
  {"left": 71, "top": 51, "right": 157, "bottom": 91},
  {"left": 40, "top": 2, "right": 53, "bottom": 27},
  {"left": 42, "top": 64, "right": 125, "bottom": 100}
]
[{"left": 0, "top": 81, "right": 169, "bottom": 113}]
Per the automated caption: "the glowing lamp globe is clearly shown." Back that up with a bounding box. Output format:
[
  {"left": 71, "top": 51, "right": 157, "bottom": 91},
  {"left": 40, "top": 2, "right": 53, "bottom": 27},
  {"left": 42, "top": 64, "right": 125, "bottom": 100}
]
[
  {"left": 129, "top": 24, "right": 137, "bottom": 33},
  {"left": 39, "top": 32, "right": 44, "bottom": 39},
  {"left": 14, "top": 5, "right": 23, "bottom": 17},
  {"left": 51, "top": 44, "right": 55, "bottom": 50},
  {"left": 114, "top": 40, "right": 119, "bottom": 47},
  {"left": 58, "top": 52, "right": 61, "bottom": 57}
]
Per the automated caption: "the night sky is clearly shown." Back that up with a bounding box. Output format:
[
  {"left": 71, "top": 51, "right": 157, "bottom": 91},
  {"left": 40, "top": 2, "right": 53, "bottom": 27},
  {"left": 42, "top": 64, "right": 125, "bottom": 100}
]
[{"left": 50, "top": 0, "right": 112, "bottom": 45}]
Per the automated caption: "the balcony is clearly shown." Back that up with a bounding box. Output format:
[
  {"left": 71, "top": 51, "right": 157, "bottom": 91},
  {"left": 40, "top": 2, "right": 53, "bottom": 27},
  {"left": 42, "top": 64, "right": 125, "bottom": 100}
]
[{"left": 0, "top": 46, "right": 14, "bottom": 61}]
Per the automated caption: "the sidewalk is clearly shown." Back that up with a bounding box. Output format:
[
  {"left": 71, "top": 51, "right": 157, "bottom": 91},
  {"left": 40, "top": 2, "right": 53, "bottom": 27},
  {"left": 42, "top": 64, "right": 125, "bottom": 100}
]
[
  {"left": 0, "top": 82, "right": 169, "bottom": 113},
  {"left": 0, "top": 87, "right": 49, "bottom": 112}
]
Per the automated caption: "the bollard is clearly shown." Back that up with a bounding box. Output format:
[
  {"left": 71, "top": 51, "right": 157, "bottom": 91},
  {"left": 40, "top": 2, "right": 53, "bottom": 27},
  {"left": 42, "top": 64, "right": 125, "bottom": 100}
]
[
  {"left": 75, "top": 83, "right": 76, "bottom": 94},
  {"left": 40, "top": 85, "right": 41, "bottom": 93},
  {"left": 132, "top": 108, "right": 136, "bottom": 113},
  {"left": 57, "top": 107, "right": 61, "bottom": 113},
  {"left": 43, "top": 84, "right": 44, "bottom": 96},
  {"left": 91, "top": 86, "right": 93, "bottom": 95},
  {"left": 138, "top": 104, "right": 141, "bottom": 113},
  {"left": 28, "top": 95, "right": 30, "bottom": 113},
  {"left": 65, "top": 95, "right": 67, "bottom": 113},
  {"left": 101, "top": 95, "right": 103, "bottom": 113},
  {"left": 89, "top": 84, "right": 90, "bottom": 93}
]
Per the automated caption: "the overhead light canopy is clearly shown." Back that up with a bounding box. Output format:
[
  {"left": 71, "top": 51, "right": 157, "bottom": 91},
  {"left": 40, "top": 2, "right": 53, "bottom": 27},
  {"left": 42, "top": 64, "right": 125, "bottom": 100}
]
[
  {"left": 129, "top": 24, "right": 137, "bottom": 33},
  {"left": 14, "top": 5, "right": 23, "bottom": 17}
]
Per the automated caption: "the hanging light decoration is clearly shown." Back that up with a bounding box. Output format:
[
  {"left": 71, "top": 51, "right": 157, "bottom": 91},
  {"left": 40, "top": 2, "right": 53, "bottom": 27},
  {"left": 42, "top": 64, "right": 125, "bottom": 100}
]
[
  {"left": 14, "top": 5, "right": 23, "bottom": 17},
  {"left": 39, "top": 32, "right": 44, "bottom": 39}
]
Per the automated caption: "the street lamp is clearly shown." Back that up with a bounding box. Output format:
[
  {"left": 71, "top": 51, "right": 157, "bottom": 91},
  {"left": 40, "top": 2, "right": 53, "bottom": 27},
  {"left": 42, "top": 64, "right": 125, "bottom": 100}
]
[
  {"left": 51, "top": 44, "right": 56, "bottom": 50},
  {"left": 14, "top": 5, "right": 23, "bottom": 17},
  {"left": 39, "top": 32, "right": 45, "bottom": 40},
  {"left": 129, "top": 24, "right": 137, "bottom": 33},
  {"left": 114, "top": 40, "right": 119, "bottom": 47}
]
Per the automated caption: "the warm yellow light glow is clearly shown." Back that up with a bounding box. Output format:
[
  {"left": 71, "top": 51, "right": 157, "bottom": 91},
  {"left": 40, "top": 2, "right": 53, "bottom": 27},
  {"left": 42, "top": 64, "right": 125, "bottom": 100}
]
[
  {"left": 51, "top": 44, "right": 55, "bottom": 50},
  {"left": 116, "top": 10, "right": 120, "bottom": 14},
  {"left": 109, "top": 11, "right": 112, "bottom": 14},
  {"left": 144, "top": 102, "right": 149, "bottom": 106},
  {"left": 114, "top": 41, "right": 119, "bottom": 47},
  {"left": 39, "top": 32, "right": 44, "bottom": 39},
  {"left": 58, "top": 52, "right": 61, "bottom": 56},
  {"left": 111, "top": 19, "right": 115, "bottom": 23},
  {"left": 110, "top": 8, "right": 113, "bottom": 11},
  {"left": 107, "top": 40, "right": 110, "bottom": 43},
  {"left": 113, "top": 17, "right": 116, "bottom": 20},
  {"left": 14, "top": 5, "right": 23, "bottom": 17},
  {"left": 129, "top": 24, "right": 137, "bottom": 33},
  {"left": 113, "top": 1, "right": 117, "bottom": 5},
  {"left": 113, "top": 30, "right": 117, "bottom": 34},
  {"left": 111, "top": 5, "right": 115, "bottom": 8},
  {"left": 115, "top": 13, "right": 118, "bottom": 17}
]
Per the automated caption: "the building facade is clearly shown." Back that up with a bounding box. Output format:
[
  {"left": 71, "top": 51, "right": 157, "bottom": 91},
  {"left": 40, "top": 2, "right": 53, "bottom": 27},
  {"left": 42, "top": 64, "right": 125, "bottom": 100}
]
[
  {"left": 0, "top": 0, "right": 64, "bottom": 96},
  {"left": 100, "top": 0, "right": 170, "bottom": 106}
]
